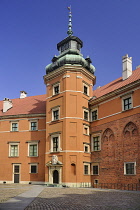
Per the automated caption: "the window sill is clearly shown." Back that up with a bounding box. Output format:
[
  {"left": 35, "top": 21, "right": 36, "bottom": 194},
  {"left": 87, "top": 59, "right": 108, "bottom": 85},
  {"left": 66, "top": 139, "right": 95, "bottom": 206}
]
[
  {"left": 83, "top": 134, "right": 90, "bottom": 136},
  {"left": 84, "top": 174, "right": 90, "bottom": 176},
  {"left": 29, "top": 173, "right": 38, "bottom": 174},
  {"left": 52, "top": 93, "right": 60, "bottom": 97},
  {"left": 91, "top": 150, "right": 101, "bottom": 152},
  {"left": 124, "top": 174, "right": 136, "bottom": 176},
  {"left": 29, "top": 130, "right": 38, "bottom": 132},
  {"left": 83, "top": 93, "right": 89, "bottom": 97},
  {"left": 10, "top": 131, "right": 19, "bottom": 132},
  {"left": 122, "top": 108, "right": 133, "bottom": 112},
  {"left": 8, "top": 156, "right": 19, "bottom": 158},
  {"left": 28, "top": 156, "right": 38, "bottom": 158},
  {"left": 50, "top": 151, "right": 60, "bottom": 153}
]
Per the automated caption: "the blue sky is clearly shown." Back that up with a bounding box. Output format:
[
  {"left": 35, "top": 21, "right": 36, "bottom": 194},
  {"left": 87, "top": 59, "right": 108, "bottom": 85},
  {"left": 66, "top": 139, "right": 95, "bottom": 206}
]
[{"left": 0, "top": 0, "right": 140, "bottom": 100}]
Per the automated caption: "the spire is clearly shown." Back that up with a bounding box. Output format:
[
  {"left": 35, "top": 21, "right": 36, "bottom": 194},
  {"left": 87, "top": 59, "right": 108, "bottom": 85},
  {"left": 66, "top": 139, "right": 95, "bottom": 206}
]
[{"left": 67, "top": 6, "right": 73, "bottom": 36}]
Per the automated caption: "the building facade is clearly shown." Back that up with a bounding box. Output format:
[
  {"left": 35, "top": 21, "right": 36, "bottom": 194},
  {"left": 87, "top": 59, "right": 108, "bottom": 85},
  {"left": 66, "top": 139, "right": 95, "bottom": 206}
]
[{"left": 0, "top": 15, "right": 140, "bottom": 188}]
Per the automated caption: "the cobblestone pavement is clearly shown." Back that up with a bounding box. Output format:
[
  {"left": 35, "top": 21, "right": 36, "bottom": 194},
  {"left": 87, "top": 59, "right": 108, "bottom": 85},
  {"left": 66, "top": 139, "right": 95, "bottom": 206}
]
[
  {"left": 25, "top": 187, "right": 140, "bottom": 210},
  {"left": 0, "top": 184, "right": 30, "bottom": 203}
]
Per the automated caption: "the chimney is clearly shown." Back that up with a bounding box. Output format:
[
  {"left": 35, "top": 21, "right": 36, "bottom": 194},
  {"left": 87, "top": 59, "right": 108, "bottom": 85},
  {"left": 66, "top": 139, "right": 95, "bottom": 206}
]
[
  {"left": 3, "top": 98, "right": 13, "bottom": 112},
  {"left": 122, "top": 54, "right": 132, "bottom": 80},
  {"left": 20, "top": 91, "right": 27, "bottom": 99}
]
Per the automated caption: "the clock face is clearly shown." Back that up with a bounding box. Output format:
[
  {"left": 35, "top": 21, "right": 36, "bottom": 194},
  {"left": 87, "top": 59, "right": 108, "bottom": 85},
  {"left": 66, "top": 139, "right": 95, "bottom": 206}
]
[{"left": 61, "top": 42, "right": 70, "bottom": 52}]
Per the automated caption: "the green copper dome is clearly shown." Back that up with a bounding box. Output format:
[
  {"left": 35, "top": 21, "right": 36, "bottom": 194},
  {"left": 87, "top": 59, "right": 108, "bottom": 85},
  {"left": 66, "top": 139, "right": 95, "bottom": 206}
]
[{"left": 45, "top": 36, "right": 95, "bottom": 75}]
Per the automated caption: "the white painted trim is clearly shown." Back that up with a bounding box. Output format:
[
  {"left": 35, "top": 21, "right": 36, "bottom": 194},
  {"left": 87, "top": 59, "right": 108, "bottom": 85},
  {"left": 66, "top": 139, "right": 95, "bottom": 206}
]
[
  {"left": 0, "top": 129, "right": 46, "bottom": 134},
  {"left": 45, "top": 150, "right": 84, "bottom": 154},
  {"left": 0, "top": 117, "right": 46, "bottom": 122},
  {"left": 46, "top": 117, "right": 83, "bottom": 124}
]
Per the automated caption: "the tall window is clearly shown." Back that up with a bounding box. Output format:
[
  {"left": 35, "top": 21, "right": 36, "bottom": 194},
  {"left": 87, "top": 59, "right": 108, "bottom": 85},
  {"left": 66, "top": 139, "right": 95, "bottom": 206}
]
[
  {"left": 93, "top": 136, "right": 100, "bottom": 151},
  {"left": 11, "top": 122, "right": 18, "bottom": 131},
  {"left": 52, "top": 107, "right": 60, "bottom": 121},
  {"left": 93, "top": 165, "right": 99, "bottom": 175},
  {"left": 124, "top": 162, "right": 136, "bottom": 175},
  {"left": 84, "top": 164, "right": 90, "bottom": 175},
  {"left": 10, "top": 145, "right": 18, "bottom": 157},
  {"left": 29, "top": 144, "right": 37, "bottom": 157},
  {"left": 83, "top": 83, "right": 89, "bottom": 96},
  {"left": 53, "top": 137, "right": 58, "bottom": 152},
  {"left": 51, "top": 134, "right": 60, "bottom": 152},
  {"left": 83, "top": 125, "right": 89, "bottom": 135},
  {"left": 91, "top": 110, "right": 98, "bottom": 121},
  {"left": 83, "top": 110, "right": 89, "bottom": 121},
  {"left": 53, "top": 83, "right": 60, "bottom": 95}
]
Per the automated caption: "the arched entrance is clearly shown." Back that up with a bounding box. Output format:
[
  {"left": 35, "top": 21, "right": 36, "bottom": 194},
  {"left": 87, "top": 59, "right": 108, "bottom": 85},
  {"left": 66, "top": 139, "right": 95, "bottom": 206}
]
[{"left": 53, "top": 170, "right": 59, "bottom": 184}]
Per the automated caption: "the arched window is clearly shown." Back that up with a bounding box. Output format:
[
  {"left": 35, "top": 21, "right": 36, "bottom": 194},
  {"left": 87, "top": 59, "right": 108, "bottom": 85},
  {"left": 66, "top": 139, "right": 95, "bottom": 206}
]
[{"left": 123, "top": 122, "right": 138, "bottom": 137}]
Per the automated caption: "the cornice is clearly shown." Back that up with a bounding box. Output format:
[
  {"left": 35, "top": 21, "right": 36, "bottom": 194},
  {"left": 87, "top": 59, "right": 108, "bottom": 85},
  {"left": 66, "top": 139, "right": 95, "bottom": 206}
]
[
  {"left": 89, "top": 79, "right": 140, "bottom": 106},
  {"left": 0, "top": 113, "right": 46, "bottom": 120},
  {"left": 44, "top": 65, "right": 96, "bottom": 84}
]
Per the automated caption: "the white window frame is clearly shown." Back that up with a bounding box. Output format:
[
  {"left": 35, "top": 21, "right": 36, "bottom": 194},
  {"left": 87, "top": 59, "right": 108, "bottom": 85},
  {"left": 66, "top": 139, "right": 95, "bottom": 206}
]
[
  {"left": 50, "top": 134, "right": 61, "bottom": 153},
  {"left": 28, "top": 142, "right": 38, "bottom": 157},
  {"left": 122, "top": 94, "right": 133, "bottom": 111},
  {"left": 91, "top": 108, "right": 98, "bottom": 121},
  {"left": 29, "top": 163, "right": 38, "bottom": 174},
  {"left": 91, "top": 134, "right": 101, "bottom": 151},
  {"left": 9, "top": 143, "right": 19, "bottom": 157},
  {"left": 53, "top": 82, "right": 60, "bottom": 95},
  {"left": 11, "top": 122, "right": 18, "bottom": 132},
  {"left": 83, "top": 143, "right": 90, "bottom": 153},
  {"left": 124, "top": 162, "right": 136, "bottom": 175},
  {"left": 83, "top": 83, "right": 89, "bottom": 96},
  {"left": 91, "top": 163, "right": 99, "bottom": 175},
  {"left": 83, "top": 163, "right": 90, "bottom": 175},
  {"left": 83, "top": 109, "right": 89, "bottom": 121},
  {"left": 52, "top": 107, "right": 60, "bottom": 121},
  {"left": 83, "top": 124, "right": 89, "bottom": 136},
  {"left": 30, "top": 120, "right": 38, "bottom": 131}
]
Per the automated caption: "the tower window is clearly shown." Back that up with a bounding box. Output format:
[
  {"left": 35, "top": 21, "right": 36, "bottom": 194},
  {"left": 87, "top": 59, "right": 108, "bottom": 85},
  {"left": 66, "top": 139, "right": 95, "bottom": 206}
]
[
  {"left": 91, "top": 109, "right": 98, "bottom": 121},
  {"left": 53, "top": 83, "right": 60, "bottom": 95},
  {"left": 83, "top": 109, "right": 89, "bottom": 121},
  {"left": 83, "top": 83, "right": 89, "bottom": 96},
  {"left": 52, "top": 107, "right": 60, "bottom": 121},
  {"left": 51, "top": 134, "right": 60, "bottom": 153}
]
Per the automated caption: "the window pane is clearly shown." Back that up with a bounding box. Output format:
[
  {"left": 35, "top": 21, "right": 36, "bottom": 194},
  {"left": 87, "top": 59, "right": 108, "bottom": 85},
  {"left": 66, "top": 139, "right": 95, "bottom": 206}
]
[
  {"left": 84, "top": 165, "right": 89, "bottom": 174},
  {"left": 84, "top": 111, "right": 88, "bottom": 120},
  {"left": 53, "top": 110, "right": 59, "bottom": 120},
  {"left": 124, "top": 97, "right": 132, "bottom": 110},
  {"left": 53, "top": 137, "right": 58, "bottom": 152},
  {"left": 93, "top": 166, "right": 98, "bottom": 175},
  {"left": 31, "top": 165, "right": 37, "bottom": 173},
  {"left": 54, "top": 85, "right": 59, "bottom": 94},
  {"left": 29, "top": 144, "right": 37, "bottom": 156},
  {"left": 93, "top": 137, "right": 100, "bottom": 151},
  {"left": 14, "top": 165, "right": 19, "bottom": 173},
  {"left": 92, "top": 110, "right": 97, "bottom": 121},
  {"left": 31, "top": 122, "right": 37, "bottom": 131},
  {"left": 12, "top": 123, "right": 18, "bottom": 131},
  {"left": 84, "top": 86, "right": 88, "bottom": 95},
  {"left": 126, "top": 163, "right": 134, "bottom": 174},
  {"left": 10, "top": 145, "right": 18, "bottom": 156}
]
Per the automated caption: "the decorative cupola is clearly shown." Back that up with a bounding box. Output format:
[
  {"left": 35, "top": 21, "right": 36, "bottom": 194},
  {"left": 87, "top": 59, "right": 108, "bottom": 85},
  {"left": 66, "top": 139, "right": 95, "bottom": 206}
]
[{"left": 45, "top": 6, "right": 95, "bottom": 75}]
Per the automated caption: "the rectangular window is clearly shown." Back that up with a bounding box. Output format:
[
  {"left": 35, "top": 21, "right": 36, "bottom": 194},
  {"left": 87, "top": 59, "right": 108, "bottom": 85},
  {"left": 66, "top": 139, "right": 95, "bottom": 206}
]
[
  {"left": 11, "top": 122, "right": 18, "bottom": 131},
  {"left": 53, "top": 83, "right": 60, "bottom": 95},
  {"left": 51, "top": 134, "right": 60, "bottom": 152},
  {"left": 52, "top": 107, "right": 60, "bottom": 121},
  {"left": 84, "top": 165, "right": 89, "bottom": 175},
  {"left": 84, "top": 144, "right": 90, "bottom": 153},
  {"left": 30, "top": 165, "right": 37, "bottom": 174},
  {"left": 123, "top": 97, "right": 132, "bottom": 110},
  {"left": 93, "top": 136, "right": 100, "bottom": 151},
  {"left": 53, "top": 137, "right": 58, "bottom": 152},
  {"left": 91, "top": 110, "right": 98, "bottom": 121},
  {"left": 83, "top": 83, "right": 89, "bottom": 96},
  {"left": 29, "top": 144, "right": 37, "bottom": 157},
  {"left": 124, "top": 162, "right": 136, "bottom": 175},
  {"left": 10, "top": 145, "right": 18, "bottom": 157},
  {"left": 93, "top": 165, "right": 99, "bottom": 175},
  {"left": 83, "top": 125, "right": 89, "bottom": 135},
  {"left": 83, "top": 109, "right": 89, "bottom": 121},
  {"left": 31, "top": 122, "right": 37, "bottom": 131}
]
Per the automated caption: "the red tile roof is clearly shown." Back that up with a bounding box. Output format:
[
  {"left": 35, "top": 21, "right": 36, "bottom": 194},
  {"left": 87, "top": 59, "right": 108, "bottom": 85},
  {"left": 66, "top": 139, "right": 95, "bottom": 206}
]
[
  {"left": 92, "top": 68, "right": 140, "bottom": 99},
  {"left": 0, "top": 94, "right": 46, "bottom": 117}
]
